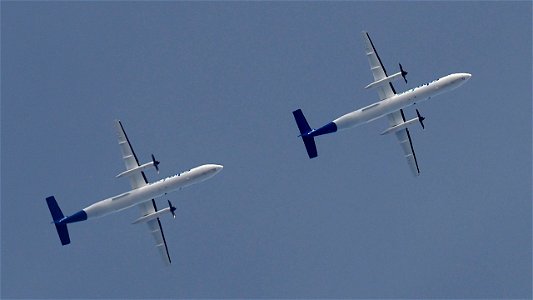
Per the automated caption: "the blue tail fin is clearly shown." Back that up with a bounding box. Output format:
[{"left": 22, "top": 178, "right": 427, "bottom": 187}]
[
  {"left": 293, "top": 109, "right": 312, "bottom": 135},
  {"left": 301, "top": 136, "right": 318, "bottom": 158},
  {"left": 46, "top": 196, "right": 64, "bottom": 222},
  {"left": 46, "top": 196, "right": 71, "bottom": 245},
  {"left": 292, "top": 109, "right": 318, "bottom": 159}
]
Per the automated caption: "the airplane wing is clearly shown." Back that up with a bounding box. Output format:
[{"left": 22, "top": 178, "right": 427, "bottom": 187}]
[
  {"left": 362, "top": 31, "right": 420, "bottom": 176},
  {"left": 114, "top": 120, "right": 172, "bottom": 265},
  {"left": 388, "top": 111, "right": 421, "bottom": 176}
]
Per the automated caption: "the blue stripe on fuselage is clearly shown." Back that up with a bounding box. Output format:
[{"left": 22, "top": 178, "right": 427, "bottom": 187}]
[
  {"left": 306, "top": 122, "right": 337, "bottom": 137},
  {"left": 59, "top": 210, "right": 88, "bottom": 224}
]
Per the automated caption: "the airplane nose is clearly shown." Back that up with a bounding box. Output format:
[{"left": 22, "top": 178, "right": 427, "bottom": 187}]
[
  {"left": 454, "top": 73, "right": 471, "bottom": 87},
  {"left": 214, "top": 164, "right": 223, "bottom": 172}
]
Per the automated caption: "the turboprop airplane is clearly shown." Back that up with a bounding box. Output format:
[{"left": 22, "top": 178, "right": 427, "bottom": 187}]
[
  {"left": 292, "top": 31, "right": 471, "bottom": 176},
  {"left": 46, "top": 120, "right": 223, "bottom": 265}
]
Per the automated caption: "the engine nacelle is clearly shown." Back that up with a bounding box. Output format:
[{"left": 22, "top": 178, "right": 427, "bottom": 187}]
[
  {"left": 380, "top": 117, "right": 420, "bottom": 135},
  {"left": 116, "top": 154, "right": 160, "bottom": 178},
  {"left": 116, "top": 162, "right": 154, "bottom": 178},
  {"left": 365, "top": 72, "right": 403, "bottom": 89},
  {"left": 132, "top": 207, "right": 171, "bottom": 224},
  {"left": 366, "top": 64, "right": 408, "bottom": 89},
  {"left": 132, "top": 200, "right": 176, "bottom": 224}
]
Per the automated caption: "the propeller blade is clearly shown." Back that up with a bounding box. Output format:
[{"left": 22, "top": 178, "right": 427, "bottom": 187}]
[
  {"left": 151, "top": 154, "right": 160, "bottom": 173},
  {"left": 168, "top": 200, "right": 176, "bottom": 218},
  {"left": 399, "top": 63, "right": 408, "bottom": 84},
  {"left": 416, "top": 109, "right": 425, "bottom": 129}
]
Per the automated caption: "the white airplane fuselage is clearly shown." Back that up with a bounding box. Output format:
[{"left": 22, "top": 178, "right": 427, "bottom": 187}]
[
  {"left": 308, "top": 73, "right": 471, "bottom": 137},
  {"left": 60, "top": 164, "right": 223, "bottom": 224}
]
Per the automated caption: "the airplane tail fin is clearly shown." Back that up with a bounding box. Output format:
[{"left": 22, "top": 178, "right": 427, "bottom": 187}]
[
  {"left": 46, "top": 196, "right": 71, "bottom": 245},
  {"left": 292, "top": 109, "right": 318, "bottom": 158}
]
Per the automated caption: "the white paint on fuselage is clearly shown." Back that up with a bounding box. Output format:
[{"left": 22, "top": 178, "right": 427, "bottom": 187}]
[
  {"left": 83, "top": 164, "right": 223, "bottom": 219},
  {"left": 333, "top": 73, "right": 471, "bottom": 130}
]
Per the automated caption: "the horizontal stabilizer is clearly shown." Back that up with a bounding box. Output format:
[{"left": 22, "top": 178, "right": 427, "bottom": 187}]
[
  {"left": 302, "top": 136, "right": 318, "bottom": 158},
  {"left": 293, "top": 109, "right": 318, "bottom": 159},
  {"left": 46, "top": 196, "right": 64, "bottom": 222},
  {"left": 46, "top": 196, "right": 71, "bottom": 246},
  {"left": 54, "top": 223, "right": 71, "bottom": 245},
  {"left": 293, "top": 109, "right": 312, "bottom": 135}
]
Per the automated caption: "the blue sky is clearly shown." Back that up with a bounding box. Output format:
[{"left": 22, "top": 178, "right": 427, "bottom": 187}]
[{"left": 2, "top": 2, "right": 531, "bottom": 299}]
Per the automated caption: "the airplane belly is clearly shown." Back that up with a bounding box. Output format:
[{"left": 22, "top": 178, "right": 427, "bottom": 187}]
[
  {"left": 80, "top": 166, "right": 222, "bottom": 221},
  {"left": 325, "top": 86, "right": 445, "bottom": 134},
  {"left": 84, "top": 198, "right": 118, "bottom": 219},
  {"left": 333, "top": 110, "right": 365, "bottom": 130},
  {"left": 84, "top": 186, "right": 166, "bottom": 219},
  {"left": 333, "top": 102, "right": 390, "bottom": 130}
]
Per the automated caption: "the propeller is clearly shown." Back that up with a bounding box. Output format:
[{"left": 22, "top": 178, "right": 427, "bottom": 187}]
[
  {"left": 416, "top": 109, "right": 425, "bottom": 129},
  {"left": 399, "top": 63, "right": 408, "bottom": 84},
  {"left": 168, "top": 200, "right": 176, "bottom": 219},
  {"left": 151, "top": 154, "right": 160, "bottom": 173}
]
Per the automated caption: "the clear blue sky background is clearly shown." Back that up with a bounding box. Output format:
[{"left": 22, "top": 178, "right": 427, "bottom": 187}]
[{"left": 2, "top": 2, "right": 531, "bottom": 299}]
